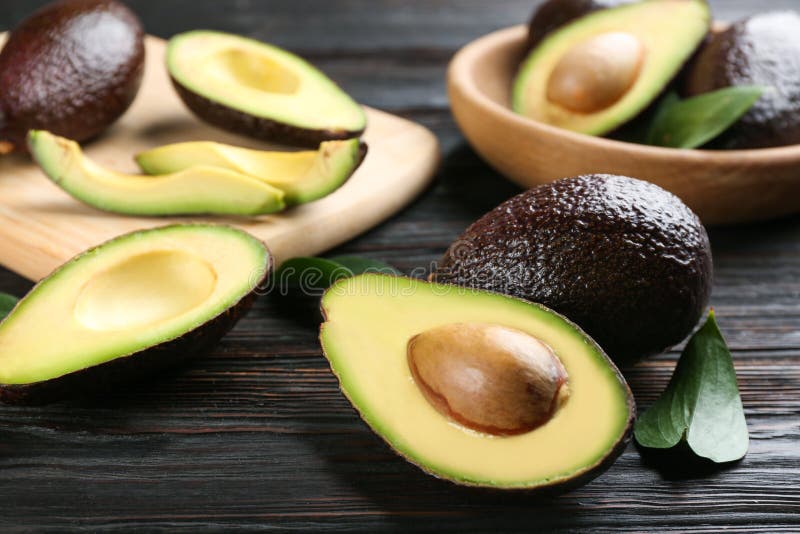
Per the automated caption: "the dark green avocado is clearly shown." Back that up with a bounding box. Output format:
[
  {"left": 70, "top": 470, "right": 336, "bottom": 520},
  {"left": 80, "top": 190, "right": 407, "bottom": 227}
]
[
  {"left": 527, "top": 0, "right": 637, "bottom": 52},
  {"left": 683, "top": 11, "right": 800, "bottom": 149},
  {"left": 0, "top": 224, "right": 270, "bottom": 405},
  {"left": 433, "top": 175, "right": 713, "bottom": 363},
  {"left": 167, "top": 31, "right": 366, "bottom": 148},
  {"left": 0, "top": 0, "right": 144, "bottom": 154}
]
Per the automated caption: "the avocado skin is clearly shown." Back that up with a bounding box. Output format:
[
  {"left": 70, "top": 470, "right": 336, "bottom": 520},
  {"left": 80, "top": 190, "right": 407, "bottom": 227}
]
[
  {"left": 0, "top": 226, "right": 270, "bottom": 406},
  {"left": 526, "top": 0, "right": 636, "bottom": 52},
  {"left": 433, "top": 175, "right": 712, "bottom": 363},
  {"left": 172, "top": 80, "right": 365, "bottom": 149},
  {"left": 320, "top": 275, "right": 636, "bottom": 492},
  {"left": 0, "top": 0, "right": 144, "bottom": 153},
  {"left": 684, "top": 11, "right": 800, "bottom": 149}
]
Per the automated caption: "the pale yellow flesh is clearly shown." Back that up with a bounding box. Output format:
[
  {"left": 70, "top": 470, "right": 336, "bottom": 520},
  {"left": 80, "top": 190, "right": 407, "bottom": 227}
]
[
  {"left": 169, "top": 31, "right": 366, "bottom": 132},
  {"left": 514, "top": 0, "right": 710, "bottom": 134},
  {"left": 135, "top": 138, "right": 362, "bottom": 205},
  {"left": 0, "top": 225, "right": 269, "bottom": 385},
  {"left": 320, "top": 275, "right": 631, "bottom": 487},
  {"left": 29, "top": 131, "right": 285, "bottom": 216}
]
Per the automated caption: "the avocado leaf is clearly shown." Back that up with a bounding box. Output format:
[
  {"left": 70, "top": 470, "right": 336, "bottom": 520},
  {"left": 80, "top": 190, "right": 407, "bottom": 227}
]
[
  {"left": 634, "top": 311, "right": 749, "bottom": 463},
  {"left": 275, "top": 256, "right": 399, "bottom": 296},
  {"left": 645, "top": 86, "right": 765, "bottom": 149},
  {"left": 0, "top": 292, "right": 18, "bottom": 321}
]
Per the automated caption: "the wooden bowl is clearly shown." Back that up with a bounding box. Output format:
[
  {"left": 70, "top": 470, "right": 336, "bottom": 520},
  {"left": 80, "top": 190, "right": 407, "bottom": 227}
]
[{"left": 448, "top": 25, "right": 800, "bottom": 225}]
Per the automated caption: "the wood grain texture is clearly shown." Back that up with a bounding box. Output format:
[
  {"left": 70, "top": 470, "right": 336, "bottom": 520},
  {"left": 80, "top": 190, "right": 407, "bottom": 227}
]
[
  {"left": 1, "top": 1, "right": 799, "bottom": 531},
  {"left": 0, "top": 36, "right": 439, "bottom": 281}
]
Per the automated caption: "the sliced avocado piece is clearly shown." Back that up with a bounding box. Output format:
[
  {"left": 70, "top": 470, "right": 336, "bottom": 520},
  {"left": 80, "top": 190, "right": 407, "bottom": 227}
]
[
  {"left": 320, "top": 273, "right": 634, "bottom": 490},
  {"left": 136, "top": 138, "right": 366, "bottom": 205},
  {"left": 28, "top": 131, "right": 286, "bottom": 216},
  {"left": 168, "top": 31, "right": 367, "bottom": 148},
  {"left": 683, "top": 11, "right": 800, "bottom": 149},
  {"left": 513, "top": 0, "right": 710, "bottom": 136},
  {"left": 0, "top": 224, "right": 270, "bottom": 404}
]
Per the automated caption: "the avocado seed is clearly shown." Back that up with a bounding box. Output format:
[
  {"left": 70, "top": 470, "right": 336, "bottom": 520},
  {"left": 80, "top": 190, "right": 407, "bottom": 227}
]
[
  {"left": 407, "top": 323, "right": 569, "bottom": 436},
  {"left": 546, "top": 32, "right": 644, "bottom": 114}
]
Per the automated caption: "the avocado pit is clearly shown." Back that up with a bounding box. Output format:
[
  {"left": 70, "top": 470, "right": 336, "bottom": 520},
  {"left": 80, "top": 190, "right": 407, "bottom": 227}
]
[
  {"left": 545, "top": 31, "right": 644, "bottom": 113},
  {"left": 407, "top": 322, "right": 569, "bottom": 436}
]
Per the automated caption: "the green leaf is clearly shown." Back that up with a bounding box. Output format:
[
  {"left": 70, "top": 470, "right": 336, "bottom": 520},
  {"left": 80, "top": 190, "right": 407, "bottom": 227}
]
[
  {"left": 634, "top": 310, "right": 749, "bottom": 463},
  {"left": 274, "top": 256, "right": 399, "bottom": 296},
  {"left": 645, "top": 86, "right": 765, "bottom": 149},
  {"left": 0, "top": 292, "right": 18, "bottom": 321},
  {"left": 329, "top": 255, "right": 401, "bottom": 275}
]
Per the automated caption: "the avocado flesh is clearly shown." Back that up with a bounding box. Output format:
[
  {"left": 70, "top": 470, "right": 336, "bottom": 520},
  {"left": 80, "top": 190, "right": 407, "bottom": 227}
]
[
  {"left": 168, "top": 31, "right": 366, "bottom": 147},
  {"left": 28, "top": 131, "right": 286, "bottom": 216},
  {"left": 513, "top": 0, "right": 710, "bottom": 136},
  {"left": 0, "top": 224, "right": 269, "bottom": 401},
  {"left": 320, "top": 274, "right": 634, "bottom": 489},
  {"left": 136, "top": 138, "right": 364, "bottom": 205}
]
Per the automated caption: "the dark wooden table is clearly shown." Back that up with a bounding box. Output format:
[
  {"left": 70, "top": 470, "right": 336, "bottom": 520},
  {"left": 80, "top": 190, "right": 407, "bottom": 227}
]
[{"left": 2, "top": 1, "right": 799, "bottom": 530}]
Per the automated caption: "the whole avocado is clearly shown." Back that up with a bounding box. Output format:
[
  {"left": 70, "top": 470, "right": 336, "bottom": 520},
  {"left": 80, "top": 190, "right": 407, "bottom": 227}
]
[
  {"left": 526, "top": 0, "right": 637, "bottom": 51},
  {"left": 433, "top": 175, "right": 712, "bottom": 363},
  {"left": 684, "top": 11, "right": 800, "bottom": 149},
  {"left": 0, "top": 0, "right": 144, "bottom": 153}
]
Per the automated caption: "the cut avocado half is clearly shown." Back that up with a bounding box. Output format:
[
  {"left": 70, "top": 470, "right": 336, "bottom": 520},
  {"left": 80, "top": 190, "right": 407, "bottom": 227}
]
[
  {"left": 513, "top": 0, "right": 710, "bottom": 136},
  {"left": 168, "top": 30, "right": 367, "bottom": 147},
  {"left": 320, "top": 274, "right": 634, "bottom": 490},
  {"left": 0, "top": 224, "right": 270, "bottom": 404},
  {"left": 136, "top": 138, "right": 367, "bottom": 205},
  {"left": 28, "top": 131, "right": 286, "bottom": 216}
]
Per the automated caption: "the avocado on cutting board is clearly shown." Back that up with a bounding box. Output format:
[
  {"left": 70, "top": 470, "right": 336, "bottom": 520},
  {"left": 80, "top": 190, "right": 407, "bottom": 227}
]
[{"left": 0, "top": 35, "right": 439, "bottom": 281}]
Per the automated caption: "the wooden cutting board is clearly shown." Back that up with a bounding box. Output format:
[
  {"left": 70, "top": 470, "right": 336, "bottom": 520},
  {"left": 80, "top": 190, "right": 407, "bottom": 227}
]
[{"left": 0, "top": 36, "right": 439, "bottom": 281}]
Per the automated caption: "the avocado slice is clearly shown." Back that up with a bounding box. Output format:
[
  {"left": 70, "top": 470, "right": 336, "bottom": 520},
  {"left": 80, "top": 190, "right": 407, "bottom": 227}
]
[
  {"left": 167, "top": 31, "right": 367, "bottom": 148},
  {"left": 683, "top": 11, "right": 800, "bottom": 149},
  {"left": 433, "top": 174, "right": 712, "bottom": 363},
  {"left": 0, "top": 224, "right": 270, "bottom": 404},
  {"left": 136, "top": 138, "right": 367, "bottom": 205},
  {"left": 0, "top": 0, "right": 144, "bottom": 153},
  {"left": 28, "top": 131, "right": 286, "bottom": 216},
  {"left": 513, "top": 0, "right": 710, "bottom": 136},
  {"left": 320, "top": 274, "right": 634, "bottom": 490}
]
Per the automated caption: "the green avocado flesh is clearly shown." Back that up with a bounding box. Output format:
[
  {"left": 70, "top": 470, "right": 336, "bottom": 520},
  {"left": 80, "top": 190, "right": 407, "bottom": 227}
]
[
  {"left": 168, "top": 31, "right": 367, "bottom": 141},
  {"left": 0, "top": 225, "right": 269, "bottom": 389},
  {"left": 320, "top": 274, "right": 634, "bottom": 489},
  {"left": 28, "top": 131, "right": 286, "bottom": 216},
  {"left": 513, "top": 0, "right": 710, "bottom": 136},
  {"left": 136, "top": 138, "right": 364, "bottom": 205}
]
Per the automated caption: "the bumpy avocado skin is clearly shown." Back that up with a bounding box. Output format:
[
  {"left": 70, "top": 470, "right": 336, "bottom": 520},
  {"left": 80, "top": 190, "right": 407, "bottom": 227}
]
[
  {"left": 172, "top": 80, "right": 365, "bottom": 149},
  {"left": 526, "top": 0, "right": 636, "bottom": 51},
  {"left": 433, "top": 175, "right": 712, "bottom": 363},
  {"left": 0, "top": 0, "right": 144, "bottom": 153},
  {"left": 684, "top": 12, "right": 800, "bottom": 149}
]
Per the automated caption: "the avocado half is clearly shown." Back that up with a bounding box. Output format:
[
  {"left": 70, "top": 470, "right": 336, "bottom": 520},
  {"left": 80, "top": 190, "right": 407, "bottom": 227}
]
[
  {"left": 29, "top": 130, "right": 287, "bottom": 216},
  {"left": 683, "top": 11, "right": 800, "bottom": 149},
  {"left": 136, "top": 138, "right": 367, "bottom": 206},
  {"left": 0, "top": 0, "right": 144, "bottom": 153},
  {"left": 167, "top": 31, "right": 367, "bottom": 147},
  {"left": 0, "top": 224, "right": 270, "bottom": 404},
  {"left": 513, "top": 0, "right": 710, "bottom": 136},
  {"left": 526, "top": 0, "right": 636, "bottom": 52},
  {"left": 320, "top": 274, "right": 634, "bottom": 491}
]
